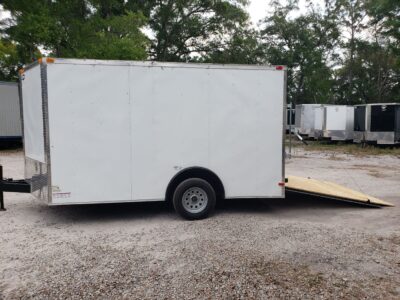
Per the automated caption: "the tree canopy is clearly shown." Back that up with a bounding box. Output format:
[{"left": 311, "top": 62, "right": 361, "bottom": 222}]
[{"left": 0, "top": 0, "right": 399, "bottom": 104}]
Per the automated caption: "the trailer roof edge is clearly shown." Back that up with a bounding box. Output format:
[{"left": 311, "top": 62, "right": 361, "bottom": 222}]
[{"left": 24, "top": 57, "right": 287, "bottom": 71}]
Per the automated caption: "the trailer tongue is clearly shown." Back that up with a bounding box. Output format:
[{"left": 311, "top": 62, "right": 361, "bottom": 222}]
[{"left": 0, "top": 166, "right": 30, "bottom": 211}]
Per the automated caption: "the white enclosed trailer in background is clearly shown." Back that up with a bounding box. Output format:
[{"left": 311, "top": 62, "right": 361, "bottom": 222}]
[
  {"left": 323, "top": 106, "right": 354, "bottom": 141},
  {"left": 20, "top": 58, "right": 286, "bottom": 219},
  {"left": 310, "top": 106, "right": 325, "bottom": 139},
  {"left": 0, "top": 81, "right": 22, "bottom": 141},
  {"left": 295, "top": 104, "right": 322, "bottom": 136}
]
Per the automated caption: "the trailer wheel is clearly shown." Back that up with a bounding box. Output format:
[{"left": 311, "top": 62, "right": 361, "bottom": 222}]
[{"left": 173, "top": 178, "right": 216, "bottom": 220}]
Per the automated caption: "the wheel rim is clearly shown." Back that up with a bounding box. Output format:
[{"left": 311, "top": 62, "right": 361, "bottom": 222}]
[{"left": 182, "top": 187, "right": 208, "bottom": 214}]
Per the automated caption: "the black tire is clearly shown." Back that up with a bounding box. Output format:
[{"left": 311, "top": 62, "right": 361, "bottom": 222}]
[{"left": 173, "top": 178, "right": 216, "bottom": 220}]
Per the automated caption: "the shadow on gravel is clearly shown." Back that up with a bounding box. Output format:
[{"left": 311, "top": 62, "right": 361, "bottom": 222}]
[
  {"left": 218, "top": 192, "right": 377, "bottom": 215},
  {"left": 41, "top": 192, "right": 374, "bottom": 223},
  {"left": 46, "top": 201, "right": 175, "bottom": 223}
]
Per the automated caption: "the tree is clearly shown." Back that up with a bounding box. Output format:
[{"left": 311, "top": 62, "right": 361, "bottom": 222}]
[
  {"left": 1, "top": 0, "right": 149, "bottom": 76},
  {"left": 367, "top": 0, "right": 400, "bottom": 49},
  {"left": 0, "top": 0, "right": 399, "bottom": 103},
  {"left": 0, "top": 38, "right": 20, "bottom": 81},
  {"left": 334, "top": 40, "right": 399, "bottom": 104},
  {"left": 1, "top": 0, "right": 255, "bottom": 78},
  {"left": 335, "top": 0, "right": 368, "bottom": 104},
  {"left": 260, "top": 1, "right": 339, "bottom": 104},
  {"left": 138, "top": 0, "right": 250, "bottom": 61},
  {"left": 200, "top": 28, "right": 264, "bottom": 64},
  {"left": 334, "top": 0, "right": 400, "bottom": 104},
  {"left": 68, "top": 12, "right": 149, "bottom": 60}
]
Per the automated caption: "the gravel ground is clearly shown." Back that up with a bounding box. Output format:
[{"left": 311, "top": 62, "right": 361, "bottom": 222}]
[{"left": 0, "top": 148, "right": 399, "bottom": 299}]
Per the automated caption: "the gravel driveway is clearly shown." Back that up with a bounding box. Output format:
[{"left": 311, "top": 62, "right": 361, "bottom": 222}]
[{"left": 0, "top": 148, "right": 399, "bottom": 299}]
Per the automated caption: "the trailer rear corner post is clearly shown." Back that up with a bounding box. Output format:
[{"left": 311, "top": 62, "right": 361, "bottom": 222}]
[{"left": 0, "top": 165, "right": 31, "bottom": 211}]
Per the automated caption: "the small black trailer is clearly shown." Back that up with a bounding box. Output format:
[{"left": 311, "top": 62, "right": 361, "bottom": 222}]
[{"left": 354, "top": 103, "right": 400, "bottom": 145}]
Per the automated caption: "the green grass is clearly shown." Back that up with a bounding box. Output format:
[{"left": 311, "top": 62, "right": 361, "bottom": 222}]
[{"left": 286, "top": 136, "right": 400, "bottom": 156}]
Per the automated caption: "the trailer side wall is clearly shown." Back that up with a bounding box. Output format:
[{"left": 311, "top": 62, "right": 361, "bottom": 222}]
[{"left": 25, "top": 60, "right": 286, "bottom": 204}]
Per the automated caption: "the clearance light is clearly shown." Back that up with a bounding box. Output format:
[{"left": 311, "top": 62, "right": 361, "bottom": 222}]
[
  {"left": 276, "top": 66, "right": 284, "bottom": 70},
  {"left": 278, "top": 182, "right": 285, "bottom": 187},
  {"left": 46, "top": 57, "right": 55, "bottom": 63}
]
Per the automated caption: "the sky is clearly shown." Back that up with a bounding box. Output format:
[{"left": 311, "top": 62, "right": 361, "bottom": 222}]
[
  {"left": 249, "top": 0, "right": 280, "bottom": 25},
  {"left": 248, "top": 0, "right": 322, "bottom": 26}
]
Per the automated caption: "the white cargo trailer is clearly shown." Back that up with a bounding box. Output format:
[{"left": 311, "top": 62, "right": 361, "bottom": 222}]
[
  {"left": 310, "top": 106, "right": 325, "bottom": 139},
  {"left": 295, "top": 104, "right": 322, "bottom": 136},
  {"left": 19, "top": 58, "right": 286, "bottom": 219},
  {"left": 0, "top": 81, "right": 22, "bottom": 141},
  {"left": 323, "top": 105, "right": 354, "bottom": 141}
]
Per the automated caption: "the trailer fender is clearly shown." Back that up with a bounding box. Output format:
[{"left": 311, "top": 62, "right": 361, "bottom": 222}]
[{"left": 165, "top": 167, "right": 225, "bottom": 202}]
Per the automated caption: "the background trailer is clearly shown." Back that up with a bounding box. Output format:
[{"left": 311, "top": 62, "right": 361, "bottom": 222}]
[
  {"left": 323, "top": 105, "right": 354, "bottom": 141},
  {"left": 286, "top": 107, "right": 295, "bottom": 133},
  {"left": 20, "top": 58, "right": 286, "bottom": 219},
  {"left": 295, "top": 104, "right": 322, "bottom": 136},
  {"left": 353, "top": 105, "right": 367, "bottom": 143},
  {"left": 310, "top": 106, "right": 325, "bottom": 139},
  {"left": 354, "top": 103, "right": 400, "bottom": 145},
  {"left": 0, "top": 81, "right": 22, "bottom": 142}
]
